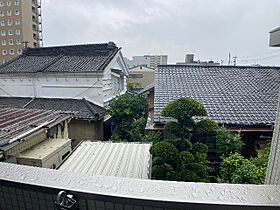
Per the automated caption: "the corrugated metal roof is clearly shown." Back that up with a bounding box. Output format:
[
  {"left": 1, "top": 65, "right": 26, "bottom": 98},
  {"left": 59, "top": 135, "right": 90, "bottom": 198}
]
[
  {"left": 0, "top": 107, "right": 73, "bottom": 150},
  {"left": 58, "top": 141, "right": 152, "bottom": 179}
]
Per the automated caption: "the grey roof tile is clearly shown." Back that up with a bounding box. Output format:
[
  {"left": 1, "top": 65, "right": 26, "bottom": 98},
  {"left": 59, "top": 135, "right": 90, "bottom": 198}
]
[
  {"left": 154, "top": 65, "right": 280, "bottom": 126},
  {"left": 0, "top": 97, "right": 105, "bottom": 121},
  {"left": 0, "top": 43, "right": 119, "bottom": 74}
]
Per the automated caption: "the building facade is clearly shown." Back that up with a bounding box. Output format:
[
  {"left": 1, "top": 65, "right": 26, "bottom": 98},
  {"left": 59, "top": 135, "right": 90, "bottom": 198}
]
[
  {"left": 127, "top": 66, "right": 154, "bottom": 89},
  {"left": 0, "top": 43, "right": 128, "bottom": 108},
  {"left": 269, "top": 27, "right": 280, "bottom": 47},
  {"left": 0, "top": 0, "right": 42, "bottom": 64},
  {"left": 126, "top": 55, "right": 168, "bottom": 68}
]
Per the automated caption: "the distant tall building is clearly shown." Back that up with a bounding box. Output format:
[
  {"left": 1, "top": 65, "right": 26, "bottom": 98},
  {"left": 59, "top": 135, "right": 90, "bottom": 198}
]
[
  {"left": 176, "top": 54, "right": 220, "bottom": 66},
  {"left": 0, "top": 0, "right": 42, "bottom": 64},
  {"left": 126, "top": 55, "right": 168, "bottom": 68}
]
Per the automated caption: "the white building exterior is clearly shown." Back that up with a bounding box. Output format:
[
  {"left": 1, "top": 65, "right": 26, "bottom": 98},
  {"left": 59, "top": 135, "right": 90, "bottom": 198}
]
[{"left": 0, "top": 43, "right": 128, "bottom": 107}]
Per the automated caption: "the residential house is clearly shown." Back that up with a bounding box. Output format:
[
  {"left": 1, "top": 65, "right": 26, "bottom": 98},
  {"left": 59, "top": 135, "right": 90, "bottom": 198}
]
[
  {"left": 0, "top": 42, "right": 128, "bottom": 108},
  {"left": 127, "top": 66, "right": 155, "bottom": 90},
  {"left": 58, "top": 141, "right": 152, "bottom": 179},
  {"left": 146, "top": 65, "right": 280, "bottom": 156},
  {"left": 0, "top": 107, "right": 73, "bottom": 168},
  {"left": 0, "top": 42, "right": 128, "bottom": 142},
  {"left": 0, "top": 97, "right": 106, "bottom": 146}
]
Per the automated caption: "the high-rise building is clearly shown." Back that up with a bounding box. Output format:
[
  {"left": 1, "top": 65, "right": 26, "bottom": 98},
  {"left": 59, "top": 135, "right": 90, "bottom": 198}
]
[
  {"left": 0, "top": 0, "right": 42, "bottom": 64},
  {"left": 126, "top": 55, "right": 168, "bottom": 69}
]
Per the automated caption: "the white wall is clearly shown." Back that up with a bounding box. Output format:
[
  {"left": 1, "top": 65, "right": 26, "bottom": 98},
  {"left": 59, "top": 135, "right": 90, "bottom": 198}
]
[
  {"left": 103, "top": 51, "right": 128, "bottom": 106},
  {"left": 0, "top": 52, "right": 128, "bottom": 107},
  {"left": 0, "top": 72, "right": 104, "bottom": 106}
]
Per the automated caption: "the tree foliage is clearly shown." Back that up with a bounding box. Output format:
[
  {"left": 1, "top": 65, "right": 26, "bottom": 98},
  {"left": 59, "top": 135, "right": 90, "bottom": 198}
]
[
  {"left": 193, "top": 119, "right": 219, "bottom": 136},
  {"left": 151, "top": 97, "right": 212, "bottom": 182},
  {"left": 161, "top": 97, "right": 207, "bottom": 126},
  {"left": 107, "top": 93, "right": 147, "bottom": 141},
  {"left": 219, "top": 153, "right": 265, "bottom": 184},
  {"left": 216, "top": 127, "right": 244, "bottom": 157}
]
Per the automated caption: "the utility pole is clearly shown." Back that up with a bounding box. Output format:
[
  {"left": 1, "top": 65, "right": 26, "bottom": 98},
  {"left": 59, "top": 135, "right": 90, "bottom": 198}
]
[
  {"left": 228, "top": 53, "right": 231, "bottom": 65},
  {"left": 233, "top": 56, "right": 238, "bottom": 66}
]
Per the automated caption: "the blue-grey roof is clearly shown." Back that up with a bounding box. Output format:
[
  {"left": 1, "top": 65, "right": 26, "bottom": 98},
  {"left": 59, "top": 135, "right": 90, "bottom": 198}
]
[
  {"left": 0, "top": 97, "right": 105, "bottom": 121},
  {"left": 0, "top": 43, "right": 119, "bottom": 74},
  {"left": 154, "top": 65, "right": 280, "bottom": 126}
]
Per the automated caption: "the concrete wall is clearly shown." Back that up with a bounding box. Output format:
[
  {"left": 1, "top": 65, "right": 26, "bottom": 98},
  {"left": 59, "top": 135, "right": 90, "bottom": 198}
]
[
  {"left": 16, "top": 140, "right": 71, "bottom": 168},
  {"left": 69, "top": 119, "right": 104, "bottom": 146},
  {"left": 0, "top": 162, "right": 280, "bottom": 210},
  {"left": 5, "top": 131, "right": 47, "bottom": 157}
]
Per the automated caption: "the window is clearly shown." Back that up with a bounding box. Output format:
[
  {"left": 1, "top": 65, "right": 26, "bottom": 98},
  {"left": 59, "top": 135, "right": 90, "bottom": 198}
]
[
  {"left": 16, "top": 39, "right": 21, "bottom": 45},
  {"left": 7, "top": 20, "right": 12, "bottom": 26},
  {"left": 15, "top": 10, "right": 19, "bottom": 15},
  {"left": 7, "top": 1, "right": 11, "bottom": 6},
  {"left": 0, "top": 11, "right": 4, "bottom": 17},
  {"left": 1, "top": 21, "right": 4, "bottom": 26},
  {"left": 7, "top": 10, "right": 12, "bottom": 16},
  {"left": 2, "top": 40, "right": 6, "bottom": 45},
  {"left": 17, "top": 49, "right": 22, "bottom": 54},
  {"left": 15, "top": 19, "right": 20, "bottom": 25},
  {"left": 15, "top": 0, "right": 20, "bottom": 6},
  {"left": 128, "top": 74, "right": 144, "bottom": 78},
  {"left": 3, "top": 59, "right": 7, "bottom": 64},
  {"left": 2, "top": 50, "right": 7, "bottom": 55},
  {"left": 9, "top": 49, "right": 14, "bottom": 55},
  {"left": 16, "top": 29, "right": 20, "bottom": 35},
  {"left": 0, "top": 2, "right": 4, "bottom": 7},
  {"left": 9, "top": 39, "right": 13, "bottom": 45},
  {"left": 8, "top": 30, "right": 12, "bottom": 35},
  {"left": 1, "top": 30, "right": 5, "bottom": 36}
]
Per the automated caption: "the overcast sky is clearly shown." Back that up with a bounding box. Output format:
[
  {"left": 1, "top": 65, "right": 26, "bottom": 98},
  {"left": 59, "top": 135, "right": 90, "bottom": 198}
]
[{"left": 42, "top": 0, "right": 280, "bottom": 66}]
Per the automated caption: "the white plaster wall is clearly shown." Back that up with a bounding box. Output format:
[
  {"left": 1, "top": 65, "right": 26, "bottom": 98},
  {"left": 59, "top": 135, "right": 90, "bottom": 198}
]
[
  {"left": 103, "top": 51, "right": 128, "bottom": 106},
  {"left": 0, "top": 72, "right": 104, "bottom": 107}
]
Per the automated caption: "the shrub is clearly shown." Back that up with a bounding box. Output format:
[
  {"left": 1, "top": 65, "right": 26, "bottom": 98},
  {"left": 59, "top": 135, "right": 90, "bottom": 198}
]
[
  {"left": 220, "top": 153, "right": 265, "bottom": 184},
  {"left": 151, "top": 165, "right": 166, "bottom": 180},
  {"left": 216, "top": 127, "right": 244, "bottom": 157},
  {"left": 194, "top": 119, "right": 219, "bottom": 136},
  {"left": 161, "top": 97, "right": 207, "bottom": 126},
  {"left": 150, "top": 142, "right": 179, "bottom": 166}
]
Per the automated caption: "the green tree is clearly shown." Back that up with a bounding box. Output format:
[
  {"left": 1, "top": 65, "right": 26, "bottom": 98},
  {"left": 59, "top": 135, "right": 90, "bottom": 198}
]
[
  {"left": 216, "top": 127, "right": 244, "bottom": 157},
  {"left": 161, "top": 97, "right": 207, "bottom": 126},
  {"left": 150, "top": 98, "right": 214, "bottom": 182},
  {"left": 107, "top": 93, "right": 147, "bottom": 141},
  {"left": 219, "top": 153, "right": 265, "bottom": 184}
]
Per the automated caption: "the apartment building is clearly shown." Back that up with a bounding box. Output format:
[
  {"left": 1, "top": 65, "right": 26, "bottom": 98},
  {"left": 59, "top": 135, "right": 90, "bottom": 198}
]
[
  {"left": 126, "top": 54, "right": 168, "bottom": 68},
  {"left": 0, "top": 0, "right": 42, "bottom": 64}
]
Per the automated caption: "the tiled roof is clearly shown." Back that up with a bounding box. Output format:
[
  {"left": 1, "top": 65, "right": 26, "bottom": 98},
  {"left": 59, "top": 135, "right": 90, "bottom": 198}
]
[
  {"left": 58, "top": 141, "right": 152, "bottom": 179},
  {"left": 155, "top": 65, "right": 280, "bottom": 126},
  {"left": 0, "top": 42, "right": 119, "bottom": 74},
  {"left": 0, "top": 97, "right": 105, "bottom": 121},
  {"left": 137, "top": 82, "right": 154, "bottom": 95},
  {"left": 0, "top": 107, "right": 73, "bottom": 150}
]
